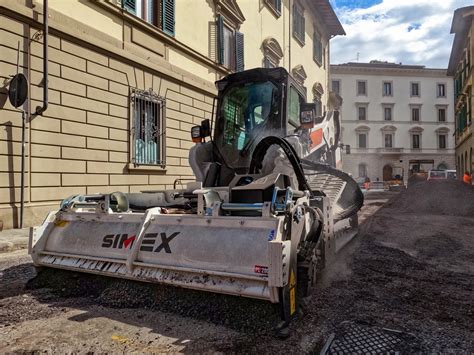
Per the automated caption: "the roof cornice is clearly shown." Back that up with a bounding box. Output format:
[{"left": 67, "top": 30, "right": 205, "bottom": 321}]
[
  {"left": 330, "top": 64, "right": 449, "bottom": 78},
  {"left": 306, "top": 0, "right": 345, "bottom": 37},
  {"left": 447, "top": 6, "right": 474, "bottom": 75}
]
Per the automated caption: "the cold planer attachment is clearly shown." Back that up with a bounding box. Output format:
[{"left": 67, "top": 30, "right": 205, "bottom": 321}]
[{"left": 30, "top": 67, "right": 363, "bottom": 337}]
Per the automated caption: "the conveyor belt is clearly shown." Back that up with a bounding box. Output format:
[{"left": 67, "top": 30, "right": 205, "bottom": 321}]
[{"left": 307, "top": 173, "right": 347, "bottom": 212}]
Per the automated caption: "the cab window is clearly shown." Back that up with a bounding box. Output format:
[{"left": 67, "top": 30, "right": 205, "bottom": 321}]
[
  {"left": 288, "top": 86, "right": 304, "bottom": 130},
  {"left": 221, "top": 81, "right": 277, "bottom": 151}
]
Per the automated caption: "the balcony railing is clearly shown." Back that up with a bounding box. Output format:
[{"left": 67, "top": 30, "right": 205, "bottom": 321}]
[{"left": 376, "top": 147, "right": 404, "bottom": 154}]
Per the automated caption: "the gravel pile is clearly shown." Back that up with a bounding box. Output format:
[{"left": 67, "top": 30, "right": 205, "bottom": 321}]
[
  {"left": 28, "top": 269, "right": 279, "bottom": 334},
  {"left": 386, "top": 180, "right": 474, "bottom": 216}
]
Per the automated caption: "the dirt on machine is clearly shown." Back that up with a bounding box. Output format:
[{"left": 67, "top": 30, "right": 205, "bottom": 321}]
[{"left": 29, "top": 68, "right": 364, "bottom": 335}]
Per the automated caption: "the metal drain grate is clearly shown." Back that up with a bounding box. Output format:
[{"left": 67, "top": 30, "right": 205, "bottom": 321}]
[{"left": 320, "top": 321, "right": 418, "bottom": 354}]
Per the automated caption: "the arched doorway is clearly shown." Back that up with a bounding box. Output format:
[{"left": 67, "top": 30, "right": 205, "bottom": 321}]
[{"left": 383, "top": 164, "right": 393, "bottom": 181}]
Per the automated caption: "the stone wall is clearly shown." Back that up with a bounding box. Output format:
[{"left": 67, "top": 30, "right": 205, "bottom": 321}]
[{"left": 0, "top": 6, "right": 215, "bottom": 228}]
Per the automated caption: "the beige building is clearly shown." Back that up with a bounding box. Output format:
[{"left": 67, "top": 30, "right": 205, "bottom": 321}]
[
  {"left": 448, "top": 6, "right": 473, "bottom": 179},
  {"left": 0, "top": 0, "right": 344, "bottom": 228},
  {"left": 331, "top": 61, "right": 455, "bottom": 183}
]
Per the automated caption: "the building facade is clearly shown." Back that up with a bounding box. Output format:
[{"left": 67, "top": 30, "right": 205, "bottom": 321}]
[
  {"left": 0, "top": 0, "right": 344, "bottom": 228},
  {"left": 448, "top": 6, "right": 473, "bottom": 179},
  {"left": 331, "top": 61, "right": 455, "bottom": 183}
]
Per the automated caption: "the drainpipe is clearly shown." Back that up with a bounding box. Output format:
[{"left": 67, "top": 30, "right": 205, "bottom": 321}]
[
  {"left": 35, "top": 0, "right": 48, "bottom": 116},
  {"left": 288, "top": 0, "right": 291, "bottom": 71}
]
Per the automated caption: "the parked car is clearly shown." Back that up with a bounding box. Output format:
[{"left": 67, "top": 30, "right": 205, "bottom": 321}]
[
  {"left": 446, "top": 170, "right": 457, "bottom": 179},
  {"left": 427, "top": 169, "right": 447, "bottom": 180},
  {"left": 369, "top": 181, "right": 387, "bottom": 191}
]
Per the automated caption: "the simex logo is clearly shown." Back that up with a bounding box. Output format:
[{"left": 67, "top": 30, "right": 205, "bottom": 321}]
[
  {"left": 101, "top": 232, "right": 180, "bottom": 254},
  {"left": 102, "top": 234, "right": 136, "bottom": 249},
  {"left": 139, "top": 232, "right": 180, "bottom": 254}
]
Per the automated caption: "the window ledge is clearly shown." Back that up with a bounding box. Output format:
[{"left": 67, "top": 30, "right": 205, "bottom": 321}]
[
  {"left": 293, "top": 33, "right": 305, "bottom": 47},
  {"left": 265, "top": 4, "right": 281, "bottom": 18},
  {"left": 128, "top": 163, "right": 167, "bottom": 172},
  {"left": 313, "top": 57, "right": 322, "bottom": 67}
]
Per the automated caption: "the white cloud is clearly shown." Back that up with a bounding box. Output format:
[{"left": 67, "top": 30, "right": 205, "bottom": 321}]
[{"left": 330, "top": 0, "right": 473, "bottom": 68}]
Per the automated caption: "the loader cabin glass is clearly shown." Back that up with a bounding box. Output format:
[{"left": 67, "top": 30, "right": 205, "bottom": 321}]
[{"left": 209, "top": 68, "right": 308, "bottom": 170}]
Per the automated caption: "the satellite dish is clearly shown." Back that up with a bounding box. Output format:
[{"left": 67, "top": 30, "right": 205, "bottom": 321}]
[{"left": 8, "top": 73, "right": 28, "bottom": 108}]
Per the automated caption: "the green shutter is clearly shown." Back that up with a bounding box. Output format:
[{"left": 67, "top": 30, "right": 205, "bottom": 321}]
[
  {"left": 292, "top": 4, "right": 297, "bottom": 36},
  {"left": 162, "top": 0, "right": 175, "bottom": 36},
  {"left": 301, "top": 13, "right": 305, "bottom": 43},
  {"left": 313, "top": 32, "right": 322, "bottom": 64},
  {"left": 235, "top": 31, "right": 244, "bottom": 72},
  {"left": 122, "top": 0, "right": 136, "bottom": 14},
  {"left": 276, "top": 0, "right": 282, "bottom": 13},
  {"left": 217, "top": 15, "right": 224, "bottom": 65}
]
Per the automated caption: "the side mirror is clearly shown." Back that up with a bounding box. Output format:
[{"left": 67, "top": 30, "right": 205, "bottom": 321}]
[
  {"left": 201, "top": 119, "right": 211, "bottom": 137},
  {"left": 299, "top": 103, "right": 316, "bottom": 129},
  {"left": 191, "top": 125, "right": 202, "bottom": 143},
  {"left": 191, "top": 119, "right": 211, "bottom": 143}
]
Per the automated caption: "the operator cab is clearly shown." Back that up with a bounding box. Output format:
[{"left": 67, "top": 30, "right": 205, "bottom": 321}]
[{"left": 190, "top": 68, "right": 315, "bottom": 188}]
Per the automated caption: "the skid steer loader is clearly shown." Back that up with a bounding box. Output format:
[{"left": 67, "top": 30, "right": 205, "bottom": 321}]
[{"left": 29, "top": 68, "right": 363, "bottom": 335}]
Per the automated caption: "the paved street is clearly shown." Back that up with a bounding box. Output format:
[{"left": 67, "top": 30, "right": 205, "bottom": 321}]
[{"left": 1, "top": 186, "right": 472, "bottom": 353}]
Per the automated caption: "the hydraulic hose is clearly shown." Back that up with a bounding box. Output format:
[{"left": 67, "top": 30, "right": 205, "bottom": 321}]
[
  {"left": 248, "top": 136, "right": 364, "bottom": 222},
  {"left": 249, "top": 136, "right": 312, "bottom": 193}
]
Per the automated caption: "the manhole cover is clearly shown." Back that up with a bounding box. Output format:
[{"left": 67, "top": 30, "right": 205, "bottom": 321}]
[{"left": 320, "top": 321, "right": 420, "bottom": 354}]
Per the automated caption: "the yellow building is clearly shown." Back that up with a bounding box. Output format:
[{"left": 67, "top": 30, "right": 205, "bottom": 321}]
[
  {"left": 0, "top": 0, "right": 344, "bottom": 228},
  {"left": 448, "top": 6, "right": 474, "bottom": 178}
]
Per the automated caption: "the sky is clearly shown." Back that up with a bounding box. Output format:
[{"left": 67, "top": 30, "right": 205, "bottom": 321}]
[{"left": 329, "top": 0, "right": 473, "bottom": 68}]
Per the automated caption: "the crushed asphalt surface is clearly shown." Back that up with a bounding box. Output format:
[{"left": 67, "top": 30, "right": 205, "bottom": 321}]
[{"left": 0, "top": 181, "right": 473, "bottom": 353}]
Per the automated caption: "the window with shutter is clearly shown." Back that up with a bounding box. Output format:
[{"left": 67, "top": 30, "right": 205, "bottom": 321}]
[
  {"left": 217, "top": 15, "right": 225, "bottom": 65},
  {"left": 162, "top": 0, "right": 175, "bottom": 36},
  {"left": 293, "top": 4, "right": 305, "bottom": 45},
  {"left": 412, "top": 134, "right": 420, "bottom": 149},
  {"left": 313, "top": 31, "right": 323, "bottom": 66},
  {"left": 438, "top": 108, "right": 446, "bottom": 122},
  {"left": 235, "top": 31, "right": 244, "bottom": 72},
  {"left": 357, "top": 80, "right": 367, "bottom": 96},
  {"left": 411, "top": 107, "right": 420, "bottom": 121},
  {"left": 123, "top": 0, "right": 136, "bottom": 14},
  {"left": 358, "top": 134, "right": 367, "bottom": 148},
  {"left": 438, "top": 134, "right": 447, "bottom": 149},
  {"left": 411, "top": 82, "right": 420, "bottom": 97},
  {"left": 120, "top": 0, "right": 174, "bottom": 36},
  {"left": 265, "top": 0, "right": 282, "bottom": 16},
  {"left": 383, "top": 81, "right": 392, "bottom": 96},
  {"left": 216, "top": 16, "right": 243, "bottom": 72},
  {"left": 357, "top": 106, "right": 367, "bottom": 120}
]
